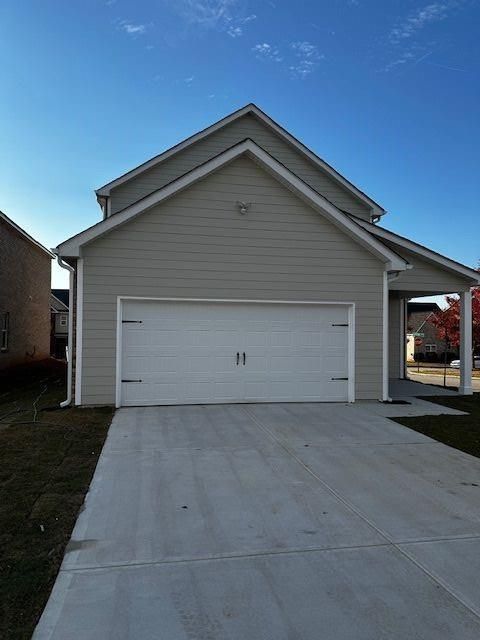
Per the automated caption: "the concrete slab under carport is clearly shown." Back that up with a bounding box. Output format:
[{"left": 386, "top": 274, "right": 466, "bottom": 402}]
[
  {"left": 390, "top": 377, "right": 458, "bottom": 398},
  {"left": 35, "top": 401, "right": 480, "bottom": 639}
]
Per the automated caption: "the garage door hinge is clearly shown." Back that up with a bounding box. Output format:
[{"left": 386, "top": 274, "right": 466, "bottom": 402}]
[
  {"left": 331, "top": 377, "right": 348, "bottom": 381},
  {"left": 122, "top": 379, "right": 142, "bottom": 383},
  {"left": 122, "top": 320, "right": 143, "bottom": 324},
  {"left": 332, "top": 323, "right": 348, "bottom": 327}
]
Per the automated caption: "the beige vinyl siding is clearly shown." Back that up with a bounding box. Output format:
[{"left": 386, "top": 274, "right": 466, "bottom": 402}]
[
  {"left": 109, "top": 114, "right": 372, "bottom": 220},
  {"left": 389, "top": 297, "right": 401, "bottom": 378},
  {"left": 81, "top": 156, "right": 384, "bottom": 405},
  {"left": 386, "top": 243, "right": 471, "bottom": 294}
]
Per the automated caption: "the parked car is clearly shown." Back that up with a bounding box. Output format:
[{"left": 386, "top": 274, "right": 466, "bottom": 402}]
[{"left": 450, "top": 357, "right": 480, "bottom": 369}]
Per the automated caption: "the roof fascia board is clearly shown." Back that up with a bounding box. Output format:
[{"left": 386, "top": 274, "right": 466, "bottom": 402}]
[
  {"left": 356, "top": 218, "right": 480, "bottom": 283},
  {"left": 50, "top": 293, "right": 69, "bottom": 311},
  {"left": 95, "top": 104, "right": 384, "bottom": 215},
  {"left": 95, "top": 104, "right": 253, "bottom": 196},
  {"left": 0, "top": 211, "right": 54, "bottom": 258},
  {"left": 248, "top": 105, "right": 383, "bottom": 215},
  {"left": 59, "top": 140, "right": 405, "bottom": 270}
]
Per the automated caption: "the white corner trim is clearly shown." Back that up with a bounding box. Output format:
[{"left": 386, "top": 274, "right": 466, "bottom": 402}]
[
  {"left": 348, "top": 304, "right": 356, "bottom": 403},
  {"left": 74, "top": 258, "right": 84, "bottom": 406},
  {"left": 356, "top": 219, "right": 480, "bottom": 283},
  {"left": 95, "top": 104, "right": 384, "bottom": 215},
  {"left": 115, "top": 297, "right": 356, "bottom": 408},
  {"left": 382, "top": 271, "right": 390, "bottom": 402},
  {"left": 115, "top": 297, "right": 123, "bottom": 408},
  {"left": 58, "top": 140, "right": 406, "bottom": 271}
]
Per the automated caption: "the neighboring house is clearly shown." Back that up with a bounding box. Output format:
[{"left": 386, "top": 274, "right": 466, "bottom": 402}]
[
  {"left": 50, "top": 289, "right": 69, "bottom": 359},
  {"left": 54, "top": 104, "right": 480, "bottom": 406},
  {"left": 0, "top": 211, "right": 53, "bottom": 369},
  {"left": 406, "top": 301, "right": 457, "bottom": 362}
]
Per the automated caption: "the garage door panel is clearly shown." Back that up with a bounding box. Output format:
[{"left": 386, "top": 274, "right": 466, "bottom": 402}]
[
  {"left": 213, "top": 381, "right": 244, "bottom": 401},
  {"left": 121, "top": 301, "right": 350, "bottom": 406},
  {"left": 214, "top": 331, "right": 241, "bottom": 347},
  {"left": 124, "top": 355, "right": 179, "bottom": 374},
  {"left": 123, "top": 382, "right": 178, "bottom": 405},
  {"left": 245, "top": 332, "right": 268, "bottom": 347}
]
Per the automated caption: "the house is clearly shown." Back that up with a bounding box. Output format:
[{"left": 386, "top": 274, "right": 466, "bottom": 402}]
[
  {"left": 50, "top": 289, "right": 69, "bottom": 358},
  {"left": 406, "top": 301, "right": 456, "bottom": 363},
  {"left": 54, "top": 104, "right": 480, "bottom": 406},
  {"left": 0, "top": 211, "right": 53, "bottom": 369}
]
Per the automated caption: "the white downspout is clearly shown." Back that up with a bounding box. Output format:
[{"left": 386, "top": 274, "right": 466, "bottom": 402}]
[{"left": 54, "top": 252, "right": 75, "bottom": 407}]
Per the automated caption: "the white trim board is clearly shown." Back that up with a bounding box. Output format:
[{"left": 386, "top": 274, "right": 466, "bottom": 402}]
[
  {"left": 115, "top": 296, "right": 356, "bottom": 408},
  {"left": 96, "top": 103, "right": 384, "bottom": 217},
  {"left": 355, "top": 218, "right": 480, "bottom": 284},
  {"left": 382, "top": 271, "right": 390, "bottom": 402},
  {"left": 58, "top": 140, "right": 407, "bottom": 271}
]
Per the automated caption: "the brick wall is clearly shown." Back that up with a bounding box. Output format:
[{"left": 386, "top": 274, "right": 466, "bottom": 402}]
[{"left": 0, "top": 218, "right": 51, "bottom": 369}]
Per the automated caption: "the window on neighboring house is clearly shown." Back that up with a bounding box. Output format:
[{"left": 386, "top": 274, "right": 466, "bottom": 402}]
[
  {"left": 59, "top": 314, "right": 67, "bottom": 327},
  {"left": 425, "top": 344, "right": 437, "bottom": 353},
  {"left": 1, "top": 312, "right": 9, "bottom": 352}
]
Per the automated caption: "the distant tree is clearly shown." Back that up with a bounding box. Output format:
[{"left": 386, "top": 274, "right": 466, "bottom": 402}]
[{"left": 432, "top": 282, "right": 480, "bottom": 354}]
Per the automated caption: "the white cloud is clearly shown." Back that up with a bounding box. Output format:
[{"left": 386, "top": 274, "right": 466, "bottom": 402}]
[
  {"left": 227, "top": 26, "right": 243, "bottom": 37},
  {"left": 174, "top": 0, "right": 238, "bottom": 28},
  {"left": 226, "top": 12, "right": 256, "bottom": 37},
  {"left": 383, "top": 1, "right": 469, "bottom": 72},
  {"left": 384, "top": 49, "right": 417, "bottom": 72},
  {"left": 184, "top": 76, "right": 194, "bottom": 84},
  {"left": 171, "top": 2, "right": 255, "bottom": 37},
  {"left": 389, "top": 1, "right": 463, "bottom": 44},
  {"left": 120, "top": 22, "right": 148, "bottom": 35},
  {"left": 252, "top": 43, "right": 283, "bottom": 62},
  {"left": 289, "top": 41, "right": 324, "bottom": 78}
]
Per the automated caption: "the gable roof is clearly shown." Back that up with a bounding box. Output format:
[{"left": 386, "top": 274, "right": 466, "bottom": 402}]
[
  {"left": 50, "top": 292, "right": 69, "bottom": 312},
  {"left": 407, "top": 302, "right": 441, "bottom": 315},
  {"left": 353, "top": 217, "right": 480, "bottom": 284},
  {"left": 95, "top": 103, "right": 384, "bottom": 217},
  {"left": 51, "top": 289, "right": 70, "bottom": 308},
  {"left": 0, "top": 211, "right": 54, "bottom": 258},
  {"left": 58, "top": 139, "right": 406, "bottom": 271}
]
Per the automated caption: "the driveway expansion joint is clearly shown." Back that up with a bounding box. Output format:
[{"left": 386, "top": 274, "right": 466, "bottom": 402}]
[{"left": 240, "top": 404, "right": 480, "bottom": 624}]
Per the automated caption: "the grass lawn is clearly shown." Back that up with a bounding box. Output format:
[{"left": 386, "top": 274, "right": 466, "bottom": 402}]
[
  {"left": 0, "top": 360, "right": 114, "bottom": 640},
  {"left": 392, "top": 393, "right": 480, "bottom": 459}
]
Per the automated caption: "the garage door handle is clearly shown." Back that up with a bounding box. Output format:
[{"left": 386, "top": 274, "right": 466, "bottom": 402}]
[
  {"left": 236, "top": 352, "right": 240, "bottom": 366},
  {"left": 243, "top": 352, "right": 246, "bottom": 365},
  {"left": 122, "top": 379, "right": 142, "bottom": 383}
]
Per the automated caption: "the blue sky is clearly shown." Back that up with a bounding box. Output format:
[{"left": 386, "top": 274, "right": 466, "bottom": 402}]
[{"left": 1, "top": 0, "right": 479, "bottom": 289}]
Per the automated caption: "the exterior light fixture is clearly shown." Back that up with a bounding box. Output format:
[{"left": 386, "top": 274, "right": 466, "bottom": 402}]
[{"left": 237, "top": 201, "right": 250, "bottom": 215}]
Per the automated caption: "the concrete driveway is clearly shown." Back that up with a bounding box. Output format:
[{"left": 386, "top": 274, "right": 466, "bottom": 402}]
[{"left": 35, "top": 400, "right": 480, "bottom": 639}]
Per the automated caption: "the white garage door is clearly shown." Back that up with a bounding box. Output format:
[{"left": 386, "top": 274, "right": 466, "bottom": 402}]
[{"left": 120, "top": 300, "right": 351, "bottom": 406}]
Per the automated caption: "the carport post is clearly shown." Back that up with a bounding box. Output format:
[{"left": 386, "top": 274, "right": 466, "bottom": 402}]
[{"left": 459, "top": 289, "right": 473, "bottom": 395}]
